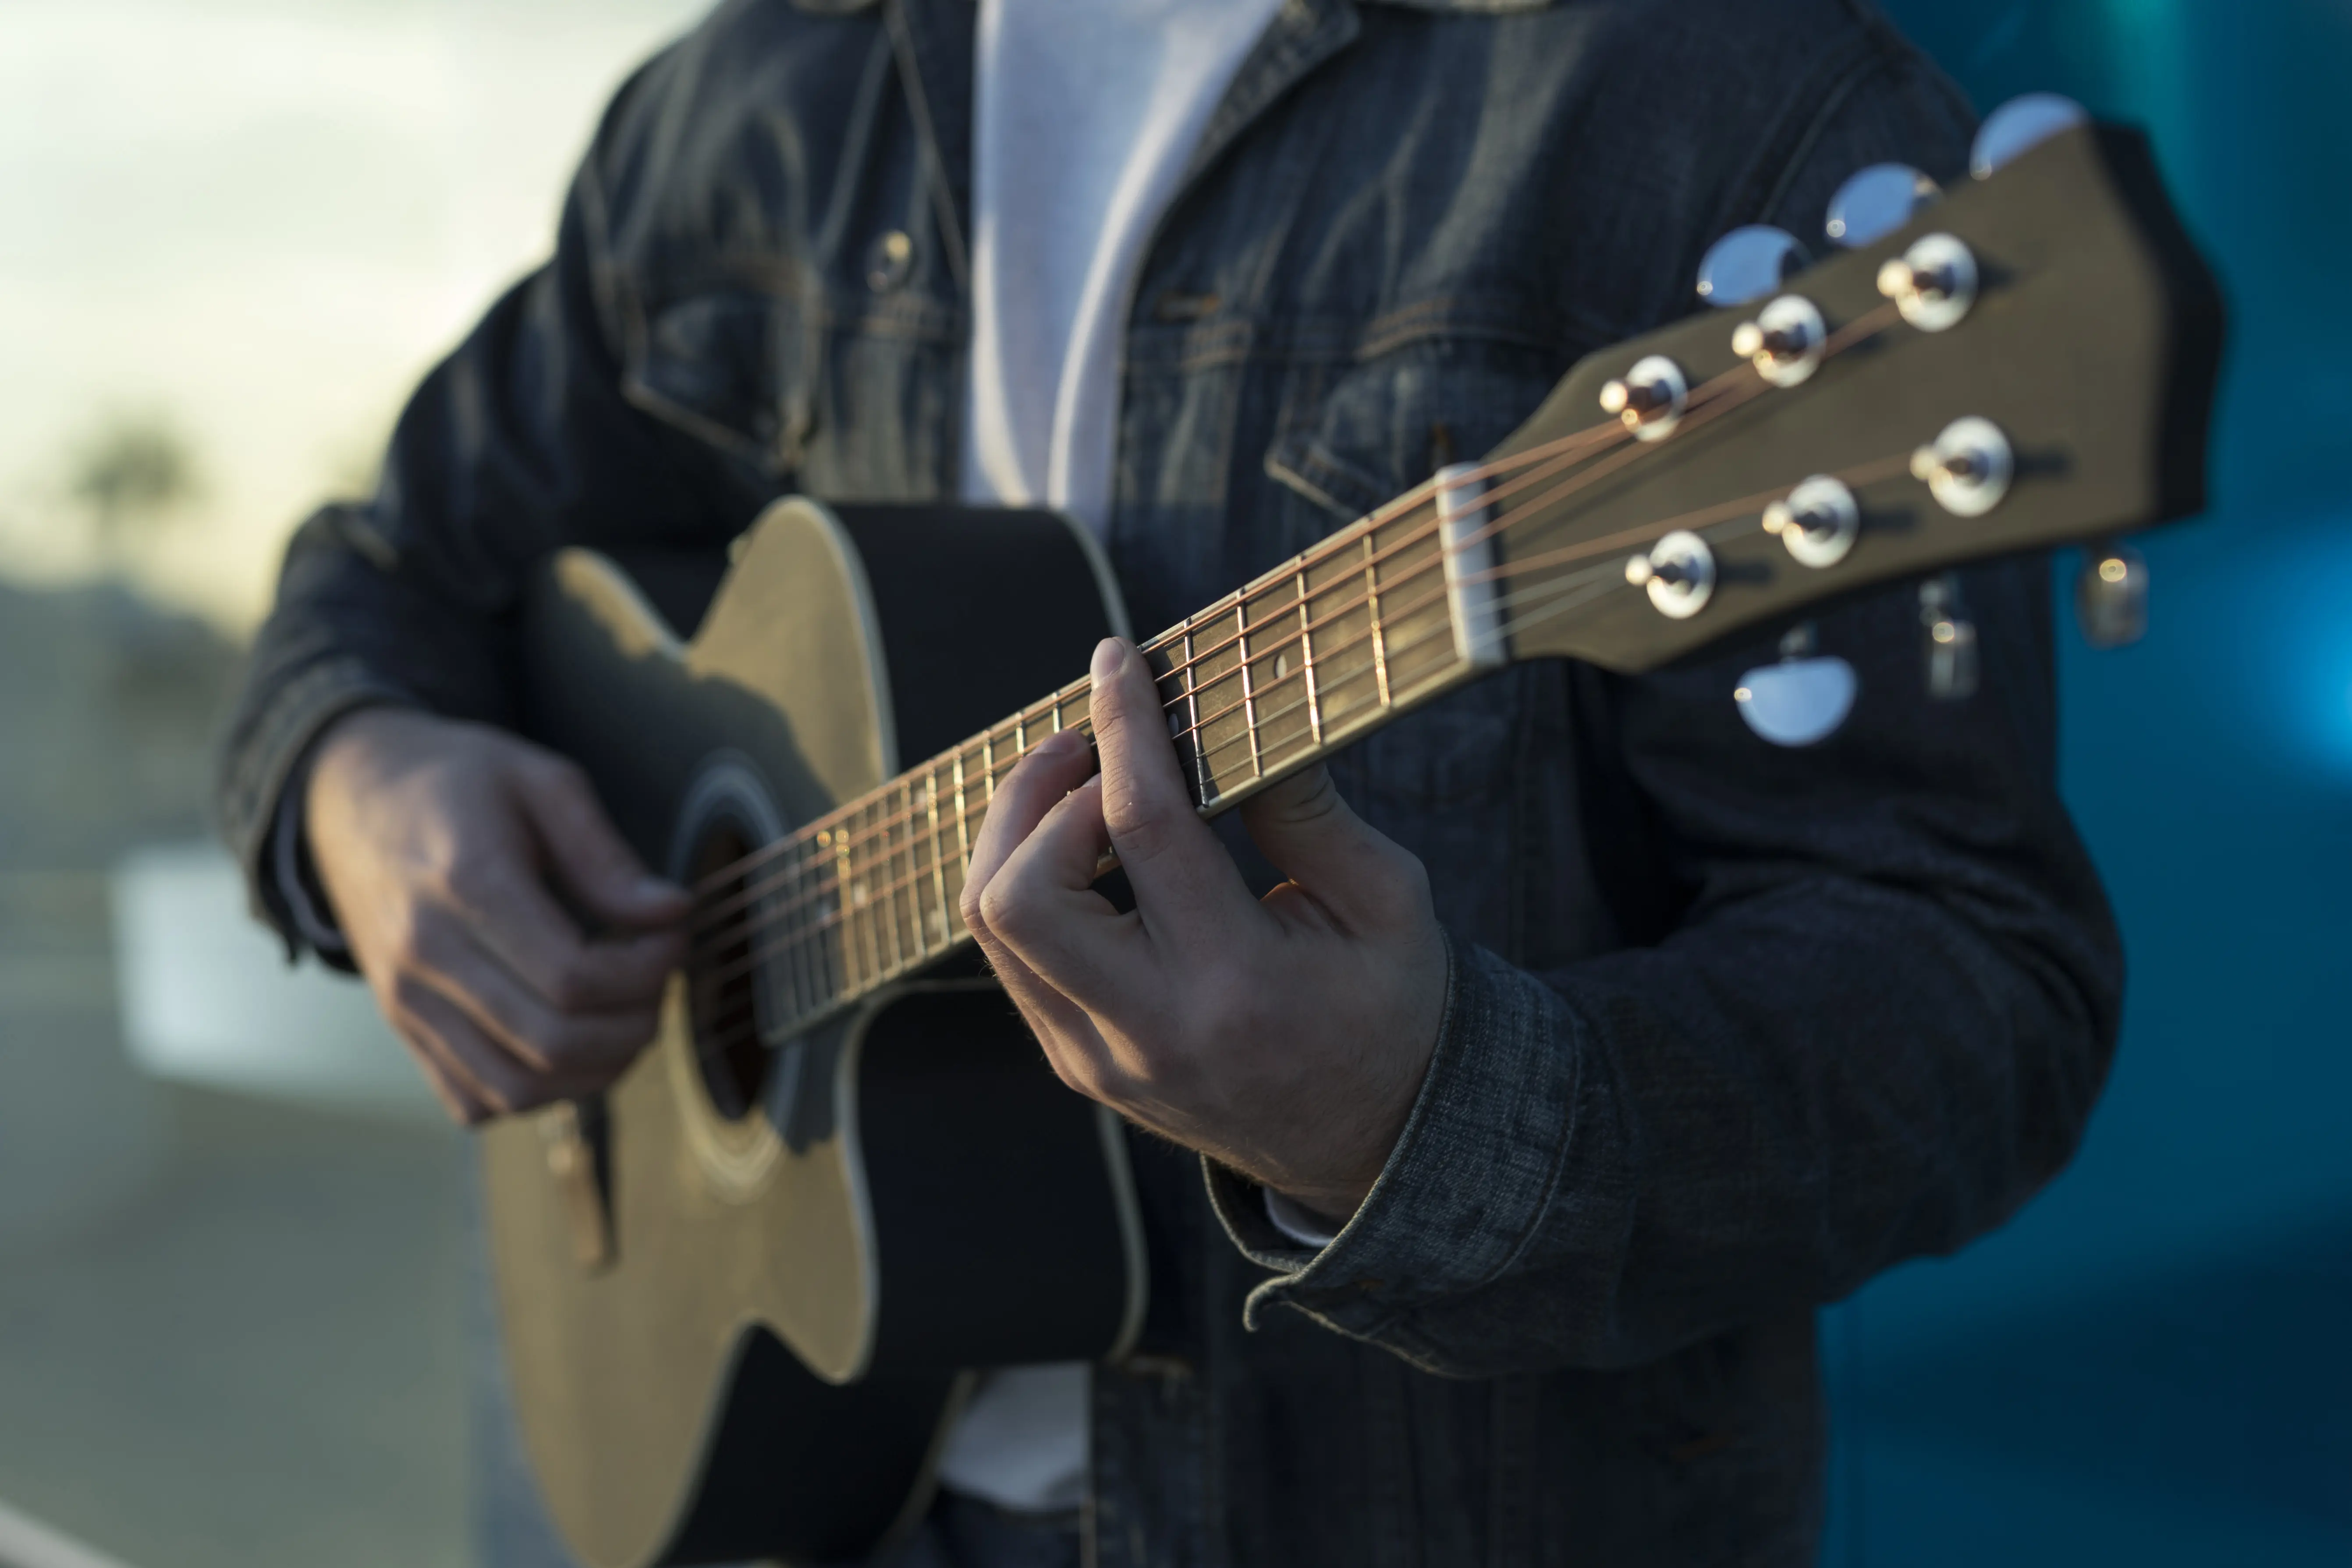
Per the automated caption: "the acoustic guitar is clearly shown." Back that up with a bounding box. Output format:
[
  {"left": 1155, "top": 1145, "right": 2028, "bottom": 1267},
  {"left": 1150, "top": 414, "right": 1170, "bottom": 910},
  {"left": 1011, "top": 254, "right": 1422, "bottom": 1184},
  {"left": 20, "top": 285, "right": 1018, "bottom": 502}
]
[{"left": 482, "top": 114, "right": 2221, "bottom": 1566}]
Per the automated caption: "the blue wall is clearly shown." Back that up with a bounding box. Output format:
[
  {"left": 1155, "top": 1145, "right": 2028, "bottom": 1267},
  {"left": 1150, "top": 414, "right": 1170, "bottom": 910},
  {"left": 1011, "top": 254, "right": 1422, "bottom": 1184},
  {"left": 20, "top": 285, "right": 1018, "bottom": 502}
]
[{"left": 1820, "top": 3, "right": 2352, "bottom": 1561}]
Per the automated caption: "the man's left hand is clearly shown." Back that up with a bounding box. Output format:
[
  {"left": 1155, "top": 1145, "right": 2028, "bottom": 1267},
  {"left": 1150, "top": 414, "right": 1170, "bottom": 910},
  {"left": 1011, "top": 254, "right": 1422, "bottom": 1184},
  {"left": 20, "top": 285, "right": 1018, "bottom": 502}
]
[{"left": 960, "top": 637, "right": 1449, "bottom": 1227}]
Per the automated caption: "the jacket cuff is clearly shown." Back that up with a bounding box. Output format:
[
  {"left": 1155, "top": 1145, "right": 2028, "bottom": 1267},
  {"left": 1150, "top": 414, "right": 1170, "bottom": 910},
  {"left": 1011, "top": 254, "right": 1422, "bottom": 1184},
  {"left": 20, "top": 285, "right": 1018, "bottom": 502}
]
[
  {"left": 1204, "top": 934, "right": 1578, "bottom": 1347},
  {"left": 218, "top": 655, "right": 415, "bottom": 965}
]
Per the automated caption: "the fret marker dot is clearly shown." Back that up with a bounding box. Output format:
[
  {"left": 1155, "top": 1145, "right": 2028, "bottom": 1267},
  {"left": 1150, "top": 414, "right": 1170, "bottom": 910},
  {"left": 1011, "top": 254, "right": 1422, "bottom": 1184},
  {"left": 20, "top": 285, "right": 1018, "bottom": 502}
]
[{"left": 1276, "top": 652, "right": 1291, "bottom": 679}]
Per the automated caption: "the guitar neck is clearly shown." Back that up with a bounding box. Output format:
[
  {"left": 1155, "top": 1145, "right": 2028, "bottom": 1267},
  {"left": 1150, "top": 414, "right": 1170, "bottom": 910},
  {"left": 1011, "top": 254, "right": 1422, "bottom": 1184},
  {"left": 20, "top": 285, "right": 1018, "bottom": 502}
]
[{"left": 718, "top": 469, "right": 1501, "bottom": 1035}]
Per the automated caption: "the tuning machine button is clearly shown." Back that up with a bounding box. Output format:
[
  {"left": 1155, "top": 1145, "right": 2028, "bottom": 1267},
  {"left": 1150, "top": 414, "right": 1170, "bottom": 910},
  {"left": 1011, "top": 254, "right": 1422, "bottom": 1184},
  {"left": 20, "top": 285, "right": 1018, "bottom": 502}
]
[
  {"left": 1972, "top": 93, "right": 2090, "bottom": 179},
  {"left": 1876, "top": 232, "right": 1978, "bottom": 332},
  {"left": 1696, "top": 225, "right": 1812, "bottom": 308},
  {"left": 1762, "top": 475, "right": 1860, "bottom": 568},
  {"left": 1912, "top": 417, "right": 2013, "bottom": 517},
  {"left": 1736, "top": 621, "right": 1859, "bottom": 747},
  {"left": 1826, "top": 163, "right": 1942, "bottom": 248},
  {"left": 1599, "top": 355, "right": 1689, "bottom": 442},
  {"left": 1624, "top": 529, "right": 1716, "bottom": 618},
  {"left": 1731, "top": 294, "right": 1827, "bottom": 387},
  {"left": 1919, "top": 572, "right": 1979, "bottom": 700},
  {"left": 2076, "top": 541, "right": 2149, "bottom": 647}
]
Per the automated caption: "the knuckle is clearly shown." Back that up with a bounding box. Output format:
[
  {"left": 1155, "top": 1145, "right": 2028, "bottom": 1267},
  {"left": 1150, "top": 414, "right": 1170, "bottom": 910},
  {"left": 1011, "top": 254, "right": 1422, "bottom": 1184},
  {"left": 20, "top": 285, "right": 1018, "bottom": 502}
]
[
  {"left": 542, "top": 959, "right": 593, "bottom": 1014},
  {"left": 1107, "top": 805, "right": 1171, "bottom": 866},
  {"left": 438, "top": 855, "right": 497, "bottom": 912},
  {"left": 976, "top": 879, "right": 1033, "bottom": 943}
]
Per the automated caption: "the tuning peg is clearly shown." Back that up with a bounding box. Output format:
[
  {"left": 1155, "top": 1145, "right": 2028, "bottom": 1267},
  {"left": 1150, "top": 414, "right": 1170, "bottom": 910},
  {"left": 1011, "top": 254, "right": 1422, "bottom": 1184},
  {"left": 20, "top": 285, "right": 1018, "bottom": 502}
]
[
  {"left": 1825, "top": 163, "right": 1941, "bottom": 248},
  {"left": 1971, "top": 93, "right": 2090, "bottom": 180},
  {"left": 1696, "top": 225, "right": 1811, "bottom": 308},
  {"left": 1735, "top": 621, "right": 1858, "bottom": 747},
  {"left": 1919, "top": 573, "right": 1978, "bottom": 700},
  {"left": 2075, "top": 542, "right": 2149, "bottom": 647},
  {"left": 1624, "top": 530, "right": 1716, "bottom": 618}
]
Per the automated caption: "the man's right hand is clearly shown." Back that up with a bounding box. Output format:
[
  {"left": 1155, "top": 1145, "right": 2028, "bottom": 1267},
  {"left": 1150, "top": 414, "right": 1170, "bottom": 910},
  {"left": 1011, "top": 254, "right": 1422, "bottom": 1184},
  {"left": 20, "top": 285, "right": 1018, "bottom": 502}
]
[{"left": 305, "top": 710, "right": 691, "bottom": 1125}]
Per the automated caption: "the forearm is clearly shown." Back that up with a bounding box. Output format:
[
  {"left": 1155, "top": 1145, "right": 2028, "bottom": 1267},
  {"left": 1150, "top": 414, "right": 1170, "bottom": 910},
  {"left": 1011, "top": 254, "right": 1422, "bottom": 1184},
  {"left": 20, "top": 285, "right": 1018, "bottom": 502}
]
[{"left": 1215, "top": 858, "right": 2118, "bottom": 1376}]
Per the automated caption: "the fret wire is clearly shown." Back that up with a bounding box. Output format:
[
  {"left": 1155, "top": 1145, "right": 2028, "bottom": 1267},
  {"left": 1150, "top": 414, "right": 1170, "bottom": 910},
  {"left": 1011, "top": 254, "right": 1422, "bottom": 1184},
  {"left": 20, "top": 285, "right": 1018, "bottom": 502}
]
[
  {"left": 1294, "top": 566, "right": 1323, "bottom": 747},
  {"left": 953, "top": 749, "right": 972, "bottom": 865},
  {"left": 1364, "top": 529, "right": 1393, "bottom": 709},
  {"left": 899, "top": 780, "right": 923, "bottom": 961},
  {"left": 844, "top": 816, "right": 873, "bottom": 984},
  {"left": 895, "top": 789, "right": 917, "bottom": 967},
  {"left": 819, "top": 829, "right": 848, "bottom": 993},
  {"left": 809, "top": 834, "right": 836, "bottom": 1013},
  {"left": 1179, "top": 622, "right": 1207, "bottom": 805},
  {"left": 863, "top": 803, "right": 893, "bottom": 979},
  {"left": 925, "top": 770, "right": 950, "bottom": 950},
  {"left": 855, "top": 806, "right": 884, "bottom": 979},
  {"left": 903, "top": 778, "right": 925, "bottom": 962},
  {"left": 816, "top": 835, "right": 842, "bottom": 1002},
  {"left": 1235, "top": 606, "right": 1264, "bottom": 780}
]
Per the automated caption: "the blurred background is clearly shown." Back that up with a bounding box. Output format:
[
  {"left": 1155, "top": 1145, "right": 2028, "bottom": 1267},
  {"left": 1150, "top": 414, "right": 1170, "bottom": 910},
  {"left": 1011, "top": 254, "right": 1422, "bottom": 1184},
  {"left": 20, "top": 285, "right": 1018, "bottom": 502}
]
[{"left": 0, "top": 2, "right": 2343, "bottom": 1565}]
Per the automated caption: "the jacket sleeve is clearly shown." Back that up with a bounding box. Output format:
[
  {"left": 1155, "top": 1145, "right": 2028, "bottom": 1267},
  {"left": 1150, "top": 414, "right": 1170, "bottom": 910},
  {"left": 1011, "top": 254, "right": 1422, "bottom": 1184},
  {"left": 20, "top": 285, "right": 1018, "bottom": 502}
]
[
  {"left": 214, "top": 49, "right": 756, "bottom": 962},
  {"left": 1207, "top": 53, "right": 2126, "bottom": 1375}
]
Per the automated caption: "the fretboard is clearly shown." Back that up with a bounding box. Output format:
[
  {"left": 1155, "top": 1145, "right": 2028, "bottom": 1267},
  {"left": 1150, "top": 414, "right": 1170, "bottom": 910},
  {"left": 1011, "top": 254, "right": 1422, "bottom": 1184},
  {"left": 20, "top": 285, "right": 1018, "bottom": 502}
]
[{"left": 692, "top": 467, "right": 1505, "bottom": 1041}]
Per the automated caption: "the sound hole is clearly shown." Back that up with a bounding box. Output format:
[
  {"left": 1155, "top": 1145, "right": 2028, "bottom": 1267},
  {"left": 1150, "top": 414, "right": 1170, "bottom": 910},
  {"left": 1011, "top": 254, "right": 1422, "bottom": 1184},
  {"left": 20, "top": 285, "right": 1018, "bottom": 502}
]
[{"left": 688, "top": 820, "right": 773, "bottom": 1121}]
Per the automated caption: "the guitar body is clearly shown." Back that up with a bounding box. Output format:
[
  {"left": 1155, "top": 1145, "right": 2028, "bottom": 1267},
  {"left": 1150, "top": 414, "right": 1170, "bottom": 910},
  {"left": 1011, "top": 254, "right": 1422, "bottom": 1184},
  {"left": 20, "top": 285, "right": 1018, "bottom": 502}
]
[{"left": 482, "top": 500, "right": 1147, "bottom": 1568}]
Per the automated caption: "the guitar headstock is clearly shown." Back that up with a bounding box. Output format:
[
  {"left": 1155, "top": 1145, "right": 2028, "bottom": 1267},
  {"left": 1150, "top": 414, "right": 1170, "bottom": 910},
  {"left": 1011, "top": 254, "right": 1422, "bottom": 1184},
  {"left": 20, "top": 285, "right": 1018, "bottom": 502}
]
[{"left": 1484, "top": 116, "right": 2223, "bottom": 673}]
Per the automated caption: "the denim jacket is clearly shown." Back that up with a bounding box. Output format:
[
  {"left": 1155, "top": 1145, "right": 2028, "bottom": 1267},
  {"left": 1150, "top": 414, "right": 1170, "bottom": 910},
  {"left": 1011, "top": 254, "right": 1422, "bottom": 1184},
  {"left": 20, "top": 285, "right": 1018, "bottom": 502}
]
[{"left": 217, "top": 1, "right": 2123, "bottom": 1562}]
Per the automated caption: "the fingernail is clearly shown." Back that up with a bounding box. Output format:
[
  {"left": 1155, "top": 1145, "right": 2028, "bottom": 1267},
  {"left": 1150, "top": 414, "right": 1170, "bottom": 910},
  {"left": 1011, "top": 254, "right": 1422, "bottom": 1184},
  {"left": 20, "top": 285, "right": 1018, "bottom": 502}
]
[
  {"left": 1090, "top": 637, "right": 1127, "bottom": 681},
  {"left": 635, "top": 875, "right": 684, "bottom": 904}
]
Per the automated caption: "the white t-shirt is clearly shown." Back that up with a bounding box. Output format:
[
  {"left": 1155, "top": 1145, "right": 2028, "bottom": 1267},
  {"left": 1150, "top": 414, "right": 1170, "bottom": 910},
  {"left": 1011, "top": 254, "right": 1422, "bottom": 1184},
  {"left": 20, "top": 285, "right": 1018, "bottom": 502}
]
[{"left": 938, "top": 0, "right": 1286, "bottom": 1514}]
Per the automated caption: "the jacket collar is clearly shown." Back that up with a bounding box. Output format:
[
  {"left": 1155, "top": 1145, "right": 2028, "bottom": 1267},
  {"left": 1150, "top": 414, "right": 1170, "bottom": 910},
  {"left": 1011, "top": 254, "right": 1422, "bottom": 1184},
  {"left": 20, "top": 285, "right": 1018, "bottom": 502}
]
[{"left": 874, "top": 0, "right": 1554, "bottom": 288}]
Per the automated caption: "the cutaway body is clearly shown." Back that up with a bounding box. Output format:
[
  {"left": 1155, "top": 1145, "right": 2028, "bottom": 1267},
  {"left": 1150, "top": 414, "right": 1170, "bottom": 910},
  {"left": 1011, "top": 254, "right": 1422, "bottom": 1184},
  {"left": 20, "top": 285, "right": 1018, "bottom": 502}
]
[{"left": 482, "top": 500, "right": 1146, "bottom": 1567}]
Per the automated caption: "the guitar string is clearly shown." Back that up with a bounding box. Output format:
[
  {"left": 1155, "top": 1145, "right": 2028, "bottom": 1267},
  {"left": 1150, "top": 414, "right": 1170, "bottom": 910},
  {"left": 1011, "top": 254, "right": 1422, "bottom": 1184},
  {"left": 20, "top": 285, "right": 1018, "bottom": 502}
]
[
  {"left": 684, "top": 412, "right": 1640, "bottom": 907},
  {"left": 684, "top": 380, "right": 1891, "bottom": 965},
  {"left": 686, "top": 426, "right": 1887, "bottom": 995},
  {"left": 684, "top": 303, "right": 1906, "bottom": 948},
  {"left": 684, "top": 335, "right": 1812, "bottom": 940},
  {"left": 686, "top": 378, "right": 1901, "bottom": 975},
  {"left": 684, "top": 428, "right": 1921, "bottom": 1025},
  {"left": 682, "top": 360, "right": 1774, "bottom": 940},
  {"left": 689, "top": 299, "right": 1901, "bottom": 913}
]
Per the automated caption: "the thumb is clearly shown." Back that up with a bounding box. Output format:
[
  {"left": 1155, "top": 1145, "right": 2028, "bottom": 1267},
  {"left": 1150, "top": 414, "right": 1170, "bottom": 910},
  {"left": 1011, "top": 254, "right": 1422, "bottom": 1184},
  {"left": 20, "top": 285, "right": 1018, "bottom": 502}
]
[
  {"left": 513, "top": 756, "right": 689, "bottom": 931},
  {"left": 1236, "top": 764, "right": 1428, "bottom": 933}
]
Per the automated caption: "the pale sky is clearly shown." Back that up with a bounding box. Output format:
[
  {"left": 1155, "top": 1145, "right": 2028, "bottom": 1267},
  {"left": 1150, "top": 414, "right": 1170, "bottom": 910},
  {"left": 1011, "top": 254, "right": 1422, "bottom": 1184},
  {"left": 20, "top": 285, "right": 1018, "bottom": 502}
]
[{"left": 0, "top": 0, "right": 710, "bottom": 630}]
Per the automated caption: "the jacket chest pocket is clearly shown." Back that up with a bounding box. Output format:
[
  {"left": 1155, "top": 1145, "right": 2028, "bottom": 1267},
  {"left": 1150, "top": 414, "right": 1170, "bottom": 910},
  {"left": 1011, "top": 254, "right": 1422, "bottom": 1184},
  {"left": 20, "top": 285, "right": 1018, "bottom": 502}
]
[
  {"left": 619, "top": 273, "right": 962, "bottom": 498},
  {"left": 623, "top": 283, "right": 821, "bottom": 477}
]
